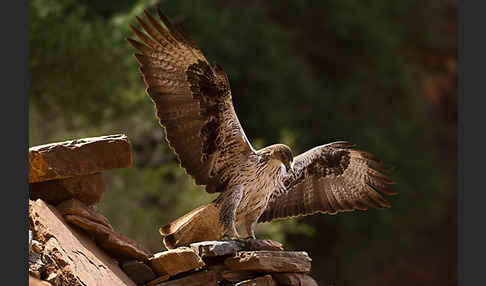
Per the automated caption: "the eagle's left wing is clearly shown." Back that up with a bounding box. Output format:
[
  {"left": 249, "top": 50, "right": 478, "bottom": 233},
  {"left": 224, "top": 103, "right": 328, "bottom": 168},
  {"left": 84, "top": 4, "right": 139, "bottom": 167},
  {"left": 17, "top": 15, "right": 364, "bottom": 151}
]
[
  {"left": 259, "top": 142, "right": 396, "bottom": 223},
  {"left": 127, "top": 9, "right": 256, "bottom": 193}
]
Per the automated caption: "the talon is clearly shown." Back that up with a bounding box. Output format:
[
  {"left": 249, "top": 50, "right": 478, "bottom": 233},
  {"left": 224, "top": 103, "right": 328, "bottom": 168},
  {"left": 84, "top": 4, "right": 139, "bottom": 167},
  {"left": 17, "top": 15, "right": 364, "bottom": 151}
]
[{"left": 221, "top": 234, "right": 239, "bottom": 241}]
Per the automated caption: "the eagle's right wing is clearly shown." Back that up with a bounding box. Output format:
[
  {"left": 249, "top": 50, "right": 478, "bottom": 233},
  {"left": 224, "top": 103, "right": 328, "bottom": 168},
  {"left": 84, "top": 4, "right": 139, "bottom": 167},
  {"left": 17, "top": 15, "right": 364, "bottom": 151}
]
[
  {"left": 127, "top": 9, "right": 256, "bottom": 193},
  {"left": 259, "top": 142, "right": 396, "bottom": 222}
]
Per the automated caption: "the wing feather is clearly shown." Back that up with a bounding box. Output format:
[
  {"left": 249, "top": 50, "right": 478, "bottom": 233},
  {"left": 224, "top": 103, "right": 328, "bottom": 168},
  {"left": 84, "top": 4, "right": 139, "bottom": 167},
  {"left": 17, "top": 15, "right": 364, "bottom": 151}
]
[
  {"left": 259, "top": 142, "right": 396, "bottom": 222},
  {"left": 128, "top": 9, "right": 255, "bottom": 192}
]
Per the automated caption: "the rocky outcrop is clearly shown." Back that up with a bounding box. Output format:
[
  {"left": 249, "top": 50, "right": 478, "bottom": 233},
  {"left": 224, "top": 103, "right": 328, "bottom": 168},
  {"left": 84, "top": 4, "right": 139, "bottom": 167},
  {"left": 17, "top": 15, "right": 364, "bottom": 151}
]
[{"left": 28, "top": 135, "right": 319, "bottom": 286}]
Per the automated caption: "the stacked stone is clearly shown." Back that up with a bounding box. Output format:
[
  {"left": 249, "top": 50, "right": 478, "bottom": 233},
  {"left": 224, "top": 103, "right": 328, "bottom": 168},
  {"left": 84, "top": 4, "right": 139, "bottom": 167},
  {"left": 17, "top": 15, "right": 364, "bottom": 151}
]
[
  {"left": 28, "top": 134, "right": 319, "bottom": 286},
  {"left": 29, "top": 134, "right": 132, "bottom": 204},
  {"left": 140, "top": 240, "right": 318, "bottom": 286},
  {"left": 28, "top": 134, "right": 150, "bottom": 286}
]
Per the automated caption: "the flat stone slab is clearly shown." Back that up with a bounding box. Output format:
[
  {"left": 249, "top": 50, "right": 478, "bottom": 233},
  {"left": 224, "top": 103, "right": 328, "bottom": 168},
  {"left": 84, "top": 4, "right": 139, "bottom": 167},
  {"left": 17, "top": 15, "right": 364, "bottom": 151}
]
[
  {"left": 121, "top": 260, "right": 156, "bottom": 284},
  {"left": 29, "top": 134, "right": 132, "bottom": 183},
  {"left": 235, "top": 275, "right": 277, "bottom": 286},
  {"left": 224, "top": 251, "right": 311, "bottom": 273},
  {"left": 190, "top": 240, "right": 246, "bottom": 258},
  {"left": 244, "top": 239, "right": 283, "bottom": 251},
  {"left": 152, "top": 270, "right": 219, "bottom": 286},
  {"left": 190, "top": 239, "right": 283, "bottom": 258},
  {"left": 57, "top": 198, "right": 113, "bottom": 230},
  {"left": 97, "top": 228, "right": 152, "bottom": 262},
  {"left": 64, "top": 214, "right": 151, "bottom": 261},
  {"left": 64, "top": 214, "right": 112, "bottom": 239},
  {"left": 272, "top": 273, "right": 318, "bottom": 286},
  {"left": 149, "top": 247, "right": 205, "bottom": 276},
  {"left": 30, "top": 173, "right": 106, "bottom": 205},
  {"left": 29, "top": 199, "right": 136, "bottom": 286}
]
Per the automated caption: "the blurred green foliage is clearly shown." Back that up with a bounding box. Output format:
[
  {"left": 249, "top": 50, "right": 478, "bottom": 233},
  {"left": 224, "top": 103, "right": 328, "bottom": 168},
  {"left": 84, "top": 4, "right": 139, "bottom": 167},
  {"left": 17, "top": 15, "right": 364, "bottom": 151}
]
[{"left": 29, "top": 0, "right": 455, "bottom": 285}]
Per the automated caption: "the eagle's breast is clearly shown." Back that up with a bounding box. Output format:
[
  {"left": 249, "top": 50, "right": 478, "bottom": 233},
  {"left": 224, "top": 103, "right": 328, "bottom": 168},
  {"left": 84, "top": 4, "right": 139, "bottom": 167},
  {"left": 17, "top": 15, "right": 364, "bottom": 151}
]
[{"left": 233, "top": 157, "right": 285, "bottom": 222}]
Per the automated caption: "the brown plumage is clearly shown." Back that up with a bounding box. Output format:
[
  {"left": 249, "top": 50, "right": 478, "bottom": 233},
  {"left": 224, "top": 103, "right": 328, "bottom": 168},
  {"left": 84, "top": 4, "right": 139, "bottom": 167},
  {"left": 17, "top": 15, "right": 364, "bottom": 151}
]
[{"left": 127, "top": 9, "right": 396, "bottom": 249}]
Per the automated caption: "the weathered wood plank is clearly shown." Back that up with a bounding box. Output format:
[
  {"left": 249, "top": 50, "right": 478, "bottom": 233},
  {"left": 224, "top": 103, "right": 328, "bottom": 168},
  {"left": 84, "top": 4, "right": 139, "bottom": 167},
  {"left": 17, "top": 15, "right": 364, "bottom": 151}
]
[
  {"left": 29, "top": 134, "right": 132, "bottom": 183},
  {"left": 29, "top": 199, "right": 136, "bottom": 286}
]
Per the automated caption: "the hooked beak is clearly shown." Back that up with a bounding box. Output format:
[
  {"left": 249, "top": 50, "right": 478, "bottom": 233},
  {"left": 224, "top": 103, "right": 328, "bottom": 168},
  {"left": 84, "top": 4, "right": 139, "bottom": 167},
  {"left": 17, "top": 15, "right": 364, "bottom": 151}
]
[{"left": 285, "top": 161, "right": 294, "bottom": 175}]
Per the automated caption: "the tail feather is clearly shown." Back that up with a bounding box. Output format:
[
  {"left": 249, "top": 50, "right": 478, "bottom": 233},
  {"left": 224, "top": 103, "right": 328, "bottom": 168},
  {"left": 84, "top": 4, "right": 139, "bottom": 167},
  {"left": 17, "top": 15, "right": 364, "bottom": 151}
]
[{"left": 160, "top": 203, "right": 224, "bottom": 249}]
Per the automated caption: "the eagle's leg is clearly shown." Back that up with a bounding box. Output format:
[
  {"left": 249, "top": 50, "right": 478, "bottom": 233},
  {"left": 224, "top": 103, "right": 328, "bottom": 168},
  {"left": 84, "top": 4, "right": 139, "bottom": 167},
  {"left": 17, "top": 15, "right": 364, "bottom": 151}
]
[
  {"left": 242, "top": 212, "right": 260, "bottom": 239},
  {"left": 218, "top": 185, "right": 244, "bottom": 240}
]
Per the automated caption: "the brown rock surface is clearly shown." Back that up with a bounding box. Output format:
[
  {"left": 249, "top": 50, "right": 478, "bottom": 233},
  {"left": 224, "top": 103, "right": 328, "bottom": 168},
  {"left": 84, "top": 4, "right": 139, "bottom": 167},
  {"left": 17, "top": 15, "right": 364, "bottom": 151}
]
[
  {"left": 149, "top": 247, "right": 205, "bottom": 276},
  {"left": 97, "top": 229, "right": 152, "bottom": 262},
  {"left": 272, "top": 273, "right": 318, "bottom": 286},
  {"left": 146, "top": 275, "right": 170, "bottom": 286},
  {"left": 244, "top": 239, "right": 283, "bottom": 251},
  {"left": 151, "top": 270, "right": 219, "bottom": 286},
  {"left": 57, "top": 198, "right": 113, "bottom": 229},
  {"left": 121, "top": 260, "right": 156, "bottom": 284},
  {"left": 235, "top": 275, "right": 277, "bottom": 286},
  {"left": 30, "top": 173, "right": 106, "bottom": 205},
  {"left": 29, "top": 134, "right": 132, "bottom": 183},
  {"left": 221, "top": 270, "right": 257, "bottom": 283},
  {"left": 29, "top": 199, "right": 136, "bottom": 286},
  {"left": 64, "top": 214, "right": 112, "bottom": 239},
  {"left": 63, "top": 213, "right": 151, "bottom": 261},
  {"left": 224, "top": 251, "right": 311, "bottom": 273}
]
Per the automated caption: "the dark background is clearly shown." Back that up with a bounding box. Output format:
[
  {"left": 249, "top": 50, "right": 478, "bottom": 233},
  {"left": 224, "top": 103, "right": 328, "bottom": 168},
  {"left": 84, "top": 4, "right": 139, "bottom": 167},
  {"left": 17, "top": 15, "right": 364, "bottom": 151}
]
[{"left": 29, "top": 0, "right": 458, "bottom": 285}]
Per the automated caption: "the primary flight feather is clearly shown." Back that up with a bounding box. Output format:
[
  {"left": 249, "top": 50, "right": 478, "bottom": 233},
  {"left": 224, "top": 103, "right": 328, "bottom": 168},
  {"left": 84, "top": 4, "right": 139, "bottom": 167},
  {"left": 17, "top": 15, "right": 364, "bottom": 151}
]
[{"left": 127, "top": 8, "right": 396, "bottom": 249}]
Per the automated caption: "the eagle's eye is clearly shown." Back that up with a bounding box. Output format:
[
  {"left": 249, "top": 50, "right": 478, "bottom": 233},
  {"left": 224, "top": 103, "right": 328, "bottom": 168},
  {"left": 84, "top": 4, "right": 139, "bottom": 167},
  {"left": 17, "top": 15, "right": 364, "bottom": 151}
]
[{"left": 285, "top": 150, "right": 293, "bottom": 163}]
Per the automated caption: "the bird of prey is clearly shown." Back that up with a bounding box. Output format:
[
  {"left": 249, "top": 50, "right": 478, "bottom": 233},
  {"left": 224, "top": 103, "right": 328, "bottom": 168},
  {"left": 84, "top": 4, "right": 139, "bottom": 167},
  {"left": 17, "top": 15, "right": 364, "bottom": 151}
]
[{"left": 127, "top": 8, "right": 396, "bottom": 249}]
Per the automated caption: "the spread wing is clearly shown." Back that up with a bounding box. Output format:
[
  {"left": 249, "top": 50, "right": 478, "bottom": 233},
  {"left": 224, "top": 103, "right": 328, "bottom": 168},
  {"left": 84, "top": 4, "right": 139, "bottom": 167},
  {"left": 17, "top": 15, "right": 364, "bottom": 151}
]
[
  {"left": 127, "top": 9, "right": 255, "bottom": 193},
  {"left": 259, "top": 142, "right": 396, "bottom": 222}
]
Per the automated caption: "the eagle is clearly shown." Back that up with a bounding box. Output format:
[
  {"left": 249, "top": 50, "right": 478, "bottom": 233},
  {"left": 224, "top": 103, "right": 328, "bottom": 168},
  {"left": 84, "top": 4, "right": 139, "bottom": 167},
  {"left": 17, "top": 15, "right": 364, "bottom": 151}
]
[{"left": 127, "top": 9, "right": 396, "bottom": 249}]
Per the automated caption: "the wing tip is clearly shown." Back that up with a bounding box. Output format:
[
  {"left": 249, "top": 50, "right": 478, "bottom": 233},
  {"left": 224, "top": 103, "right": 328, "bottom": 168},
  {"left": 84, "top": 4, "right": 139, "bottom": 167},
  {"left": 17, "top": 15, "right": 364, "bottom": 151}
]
[
  {"left": 368, "top": 170, "right": 396, "bottom": 185},
  {"left": 126, "top": 37, "right": 152, "bottom": 54}
]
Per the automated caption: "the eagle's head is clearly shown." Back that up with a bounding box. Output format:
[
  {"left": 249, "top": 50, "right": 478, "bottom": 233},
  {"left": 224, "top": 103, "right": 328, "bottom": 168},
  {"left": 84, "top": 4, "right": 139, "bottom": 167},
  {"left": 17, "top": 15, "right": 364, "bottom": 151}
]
[{"left": 261, "top": 144, "right": 294, "bottom": 173}]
